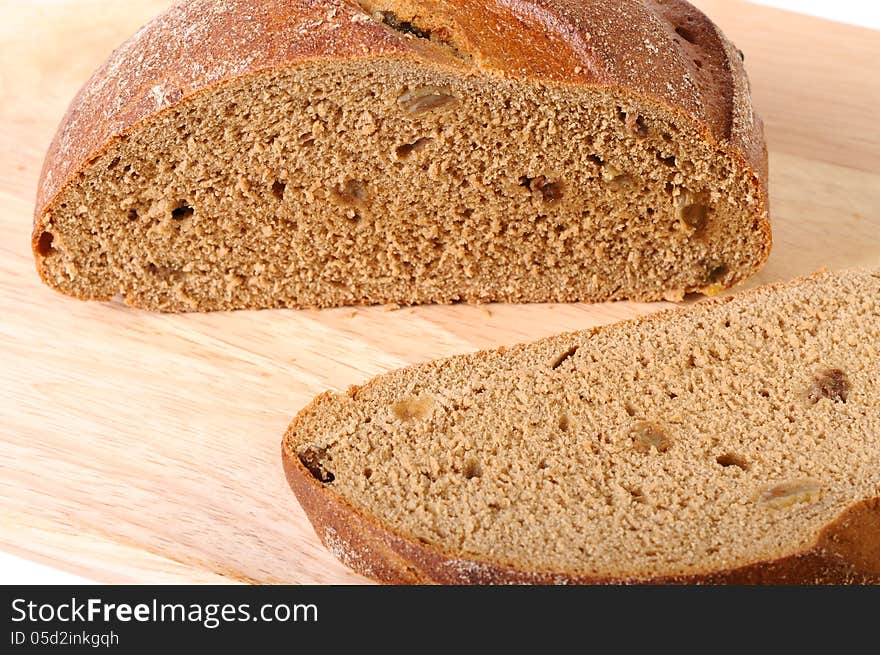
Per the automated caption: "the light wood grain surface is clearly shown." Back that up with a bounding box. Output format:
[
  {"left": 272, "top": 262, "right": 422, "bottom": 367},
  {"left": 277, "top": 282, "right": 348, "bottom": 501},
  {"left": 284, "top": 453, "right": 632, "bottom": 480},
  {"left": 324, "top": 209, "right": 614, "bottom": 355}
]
[{"left": 1, "top": 0, "right": 878, "bottom": 584}]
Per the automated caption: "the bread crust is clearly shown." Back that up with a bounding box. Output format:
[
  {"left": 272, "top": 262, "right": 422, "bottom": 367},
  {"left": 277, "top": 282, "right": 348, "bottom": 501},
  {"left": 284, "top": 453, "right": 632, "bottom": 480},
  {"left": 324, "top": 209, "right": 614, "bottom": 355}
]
[
  {"left": 33, "top": 0, "right": 769, "bottom": 270},
  {"left": 282, "top": 444, "right": 880, "bottom": 584},
  {"left": 282, "top": 271, "right": 880, "bottom": 584}
]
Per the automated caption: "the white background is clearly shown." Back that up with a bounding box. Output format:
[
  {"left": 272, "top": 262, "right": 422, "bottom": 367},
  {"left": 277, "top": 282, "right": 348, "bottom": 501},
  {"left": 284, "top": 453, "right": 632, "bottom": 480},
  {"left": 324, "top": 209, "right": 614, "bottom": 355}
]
[
  {"left": 2, "top": 0, "right": 879, "bottom": 585},
  {"left": 755, "top": 0, "right": 880, "bottom": 29}
]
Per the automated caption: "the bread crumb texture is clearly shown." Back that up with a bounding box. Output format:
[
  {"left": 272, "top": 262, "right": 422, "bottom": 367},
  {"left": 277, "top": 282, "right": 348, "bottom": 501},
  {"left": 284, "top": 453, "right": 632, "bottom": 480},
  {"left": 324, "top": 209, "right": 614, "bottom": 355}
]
[
  {"left": 285, "top": 269, "right": 880, "bottom": 581},
  {"left": 34, "top": 0, "right": 768, "bottom": 311}
]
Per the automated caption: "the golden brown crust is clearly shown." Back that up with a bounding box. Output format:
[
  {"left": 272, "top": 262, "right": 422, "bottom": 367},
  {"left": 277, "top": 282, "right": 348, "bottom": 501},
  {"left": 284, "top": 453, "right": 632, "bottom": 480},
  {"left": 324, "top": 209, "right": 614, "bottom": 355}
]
[
  {"left": 281, "top": 270, "right": 879, "bottom": 584},
  {"left": 33, "top": 0, "right": 768, "bottom": 259}
]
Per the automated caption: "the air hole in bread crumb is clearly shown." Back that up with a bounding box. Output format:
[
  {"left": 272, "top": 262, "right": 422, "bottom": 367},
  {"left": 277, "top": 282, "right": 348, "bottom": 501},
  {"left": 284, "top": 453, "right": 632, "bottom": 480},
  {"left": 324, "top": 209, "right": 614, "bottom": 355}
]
[
  {"left": 694, "top": 58, "right": 704, "bottom": 69},
  {"left": 808, "top": 369, "right": 850, "bottom": 404},
  {"left": 615, "top": 109, "right": 647, "bottom": 136},
  {"left": 520, "top": 175, "right": 564, "bottom": 204},
  {"left": 297, "top": 445, "right": 335, "bottom": 483},
  {"left": 375, "top": 10, "right": 432, "bottom": 40},
  {"left": 147, "top": 263, "right": 183, "bottom": 280},
  {"left": 558, "top": 414, "right": 570, "bottom": 432},
  {"left": 36, "top": 231, "right": 56, "bottom": 256},
  {"left": 629, "top": 115, "right": 649, "bottom": 138},
  {"left": 127, "top": 209, "right": 139, "bottom": 221},
  {"left": 395, "top": 137, "right": 432, "bottom": 159},
  {"left": 626, "top": 486, "right": 646, "bottom": 502},
  {"left": 680, "top": 202, "right": 708, "bottom": 231},
  {"left": 550, "top": 346, "right": 579, "bottom": 369},
  {"left": 271, "top": 180, "right": 286, "bottom": 200},
  {"left": 462, "top": 457, "right": 482, "bottom": 480},
  {"left": 709, "top": 264, "right": 729, "bottom": 283},
  {"left": 657, "top": 153, "right": 677, "bottom": 167},
  {"left": 363, "top": 467, "right": 373, "bottom": 479},
  {"left": 171, "top": 203, "right": 194, "bottom": 220},
  {"left": 675, "top": 25, "right": 698, "bottom": 43},
  {"left": 624, "top": 402, "right": 637, "bottom": 417},
  {"left": 107, "top": 156, "right": 121, "bottom": 170},
  {"left": 716, "top": 453, "right": 749, "bottom": 471}
]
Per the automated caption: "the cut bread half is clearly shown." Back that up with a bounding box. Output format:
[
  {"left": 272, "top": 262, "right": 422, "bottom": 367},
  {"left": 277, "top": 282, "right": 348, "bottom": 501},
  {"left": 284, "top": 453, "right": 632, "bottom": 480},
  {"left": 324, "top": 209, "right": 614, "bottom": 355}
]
[
  {"left": 283, "top": 268, "right": 880, "bottom": 584},
  {"left": 33, "top": 0, "right": 769, "bottom": 311}
]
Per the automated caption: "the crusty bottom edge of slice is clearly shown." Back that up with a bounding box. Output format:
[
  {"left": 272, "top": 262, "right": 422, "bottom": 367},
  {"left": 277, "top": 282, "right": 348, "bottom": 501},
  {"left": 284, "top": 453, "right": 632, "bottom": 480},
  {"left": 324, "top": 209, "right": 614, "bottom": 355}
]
[
  {"left": 281, "top": 268, "right": 880, "bottom": 584},
  {"left": 281, "top": 450, "right": 880, "bottom": 584}
]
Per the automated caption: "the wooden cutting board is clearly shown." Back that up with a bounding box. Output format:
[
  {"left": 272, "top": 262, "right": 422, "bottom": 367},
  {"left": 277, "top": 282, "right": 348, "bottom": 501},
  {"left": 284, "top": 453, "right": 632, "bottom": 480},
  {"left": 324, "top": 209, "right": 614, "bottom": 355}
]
[{"left": 1, "top": 0, "right": 878, "bottom": 584}]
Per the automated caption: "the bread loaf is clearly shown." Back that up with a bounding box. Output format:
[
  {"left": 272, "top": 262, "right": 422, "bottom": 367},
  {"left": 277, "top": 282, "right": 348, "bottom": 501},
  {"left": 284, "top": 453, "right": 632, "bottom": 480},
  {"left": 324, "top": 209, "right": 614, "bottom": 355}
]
[
  {"left": 283, "top": 268, "right": 880, "bottom": 584},
  {"left": 33, "top": 0, "right": 770, "bottom": 312}
]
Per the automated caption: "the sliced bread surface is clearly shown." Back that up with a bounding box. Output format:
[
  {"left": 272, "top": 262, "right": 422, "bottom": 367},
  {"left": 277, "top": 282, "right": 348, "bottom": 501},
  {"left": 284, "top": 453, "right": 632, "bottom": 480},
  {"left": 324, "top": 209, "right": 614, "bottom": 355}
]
[
  {"left": 34, "top": 0, "right": 769, "bottom": 311},
  {"left": 283, "top": 268, "right": 880, "bottom": 584}
]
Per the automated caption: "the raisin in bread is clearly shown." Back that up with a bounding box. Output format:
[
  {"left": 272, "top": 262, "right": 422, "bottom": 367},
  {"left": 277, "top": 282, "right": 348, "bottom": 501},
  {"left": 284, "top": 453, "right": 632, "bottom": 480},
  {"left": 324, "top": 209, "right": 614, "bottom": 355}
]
[
  {"left": 34, "top": 0, "right": 769, "bottom": 312},
  {"left": 283, "top": 268, "right": 880, "bottom": 584}
]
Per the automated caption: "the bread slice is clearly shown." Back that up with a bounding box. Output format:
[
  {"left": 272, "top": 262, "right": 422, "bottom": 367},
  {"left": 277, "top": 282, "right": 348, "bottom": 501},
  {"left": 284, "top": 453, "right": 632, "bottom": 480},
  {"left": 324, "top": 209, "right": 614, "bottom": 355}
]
[
  {"left": 33, "top": 0, "right": 769, "bottom": 312},
  {"left": 283, "top": 268, "right": 880, "bottom": 584}
]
